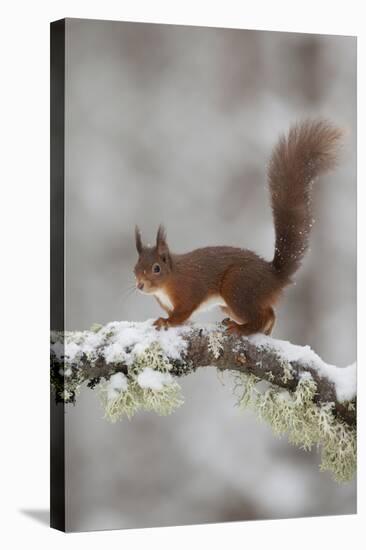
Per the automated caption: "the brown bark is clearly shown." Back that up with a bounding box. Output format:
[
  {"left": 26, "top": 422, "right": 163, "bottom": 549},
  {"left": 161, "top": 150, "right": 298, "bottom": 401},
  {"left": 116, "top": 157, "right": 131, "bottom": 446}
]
[{"left": 51, "top": 324, "right": 356, "bottom": 427}]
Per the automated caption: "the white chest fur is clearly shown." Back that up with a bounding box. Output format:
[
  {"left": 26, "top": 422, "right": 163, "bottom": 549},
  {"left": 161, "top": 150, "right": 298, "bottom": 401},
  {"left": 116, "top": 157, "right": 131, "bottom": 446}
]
[
  {"left": 195, "top": 294, "right": 227, "bottom": 314},
  {"left": 153, "top": 290, "right": 227, "bottom": 317},
  {"left": 153, "top": 289, "right": 174, "bottom": 311}
]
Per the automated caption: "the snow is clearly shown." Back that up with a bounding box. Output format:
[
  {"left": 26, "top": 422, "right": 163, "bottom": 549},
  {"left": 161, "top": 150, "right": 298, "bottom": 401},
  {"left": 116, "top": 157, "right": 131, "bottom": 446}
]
[
  {"left": 107, "top": 388, "right": 120, "bottom": 401},
  {"left": 51, "top": 332, "right": 104, "bottom": 363},
  {"left": 103, "top": 342, "right": 126, "bottom": 364},
  {"left": 79, "top": 331, "right": 105, "bottom": 356},
  {"left": 300, "top": 371, "right": 313, "bottom": 381},
  {"left": 64, "top": 341, "right": 81, "bottom": 362},
  {"left": 51, "top": 340, "right": 64, "bottom": 359},
  {"left": 109, "top": 372, "right": 128, "bottom": 392},
  {"left": 249, "top": 334, "right": 356, "bottom": 402},
  {"left": 103, "top": 320, "right": 189, "bottom": 366},
  {"left": 51, "top": 319, "right": 189, "bottom": 366},
  {"left": 320, "top": 361, "right": 357, "bottom": 402},
  {"left": 51, "top": 320, "right": 356, "bottom": 402},
  {"left": 137, "top": 367, "right": 173, "bottom": 390},
  {"left": 105, "top": 372, "right": 129, "bottom": 402}
]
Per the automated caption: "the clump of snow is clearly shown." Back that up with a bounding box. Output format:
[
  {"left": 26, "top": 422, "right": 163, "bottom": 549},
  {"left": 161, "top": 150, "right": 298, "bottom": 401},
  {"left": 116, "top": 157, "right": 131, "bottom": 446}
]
[
  {"left": 51, "top": 329, "right": 105, "bottom": 362},
  {"left": 103, "top": 320, "right": 189, "bottom": 366},
  {"left": 51, "top": 319, "right": 189, "bottom": 367},
  {"left": 64, "top": 341, "right": 80, "bottom": 362},
  {"left": 107, "top": 388, "right": 119, "bottom": 401},
  {"left": 250, "top": 334, "right": 318, "bottom": 364},
  {"left": 79, "top": 331, "right": 105, "bottom": 358},
  {"left": 103, "top": 342, "right": 126, "bottom": 364},
  {"left": 51, "top": 340, "right": 64, "bottom": 359},
  {"left": 249, "top": 334, "right": 356, "bottom": 402},
  {"left": 322, "top": 362, "right": 357, "bottom": 403},
  {"left": 137, "top": 367, "right": 173, "bottom": 391},
  {"left": 109, "top": 372, "right": 128, "bottom": 392},
  {"left": 106, "top": 372, "right": 129, "bottom": 402}
]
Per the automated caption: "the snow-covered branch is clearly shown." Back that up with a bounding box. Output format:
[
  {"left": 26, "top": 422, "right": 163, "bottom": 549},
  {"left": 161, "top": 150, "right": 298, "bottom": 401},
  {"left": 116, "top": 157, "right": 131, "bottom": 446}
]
[
  {"left": 50, "top": 321, "right": 356, "bottom": 482},
  {"left": 51, "top": 320, "right": 356, "bottom": 425}
]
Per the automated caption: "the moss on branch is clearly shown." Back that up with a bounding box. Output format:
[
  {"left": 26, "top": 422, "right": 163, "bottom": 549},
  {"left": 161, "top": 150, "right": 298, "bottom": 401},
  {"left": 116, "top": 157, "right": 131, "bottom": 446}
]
[{"left": 50, "top": 320, "right": 357, "bottom": 482}]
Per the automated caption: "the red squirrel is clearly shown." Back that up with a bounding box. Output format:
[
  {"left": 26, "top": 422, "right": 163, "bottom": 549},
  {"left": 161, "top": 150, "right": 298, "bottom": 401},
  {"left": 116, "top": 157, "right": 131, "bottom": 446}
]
[{"left": 134, "top": 120, "right": 342, "bottom": 335}]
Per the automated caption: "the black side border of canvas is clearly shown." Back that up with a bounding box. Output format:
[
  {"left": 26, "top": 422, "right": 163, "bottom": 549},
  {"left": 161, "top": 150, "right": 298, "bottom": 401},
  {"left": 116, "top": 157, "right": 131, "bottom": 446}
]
[{"left": 50, "top": 18, "right": 66, "bottom": 532}]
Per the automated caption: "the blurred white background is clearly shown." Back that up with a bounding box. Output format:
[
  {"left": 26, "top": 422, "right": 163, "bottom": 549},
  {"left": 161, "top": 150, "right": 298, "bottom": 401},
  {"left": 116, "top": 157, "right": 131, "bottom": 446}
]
[{"left": 63, "top": 19, "right": 356, "bottom": 531}]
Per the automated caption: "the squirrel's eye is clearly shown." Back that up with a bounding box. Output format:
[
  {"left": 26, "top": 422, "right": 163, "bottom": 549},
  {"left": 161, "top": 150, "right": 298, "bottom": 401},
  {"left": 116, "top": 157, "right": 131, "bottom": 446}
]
[{"left": 152, "top": 263, "right": 161, "bottom": 274}]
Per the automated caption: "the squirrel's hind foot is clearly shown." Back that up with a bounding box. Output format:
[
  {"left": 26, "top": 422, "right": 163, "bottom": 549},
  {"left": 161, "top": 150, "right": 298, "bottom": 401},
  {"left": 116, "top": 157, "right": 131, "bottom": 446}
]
[
  {"left": 153, "top": 317, "right": 170, "bottom": 330},
  {"left": 224, "top": 320, "right": 248, "bottom": 336},
  {"left": 224, "top": 307, "right": 276, "bottom": 336}
]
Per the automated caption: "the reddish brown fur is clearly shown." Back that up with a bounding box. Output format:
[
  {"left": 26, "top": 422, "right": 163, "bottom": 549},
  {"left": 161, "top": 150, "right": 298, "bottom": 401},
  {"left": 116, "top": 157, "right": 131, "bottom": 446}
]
[
  {"left": 269, "top": 120, "right": 343, "bottom": 281},
  {"left": 134, "top": 120, "right": 342, "bottom": 335}
]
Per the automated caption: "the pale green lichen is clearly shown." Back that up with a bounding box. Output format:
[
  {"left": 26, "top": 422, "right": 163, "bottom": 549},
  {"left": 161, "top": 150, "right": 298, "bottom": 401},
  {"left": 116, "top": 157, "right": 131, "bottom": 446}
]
[
  {"left": 208, "top": 331, "right": 225, "bottom": 359},
  {"left": 281, "top": 360, "right": 295, "bottom": 383},
  {"left": 130, "top": 342, "right": 172, "bottom": 375},
  {"left": 90, "top": 323, "right": 103, "bottom": 333},
  {"left": 139, "top": 382, "right": 184, "bottom": 416},
  {"left": 99, "top": 381, "right": 141, "bottom": 422},
  {"left": 50, "top": 355, "right": 83, "bottom": 403},
  {"left": 98, "top": 343, "right": 184, "bottom": 422},
  {"left": 64, "top": 372, "right": 83, "bottom": 401},
  {"left": 52, "top": 324, "right": 356, "bottom": 483},
  {"left": 236, "top": 373, "right": 356, "bottom": 483},
  {"left": 235, "top": 373, "right": 260, "bottom": 409}
]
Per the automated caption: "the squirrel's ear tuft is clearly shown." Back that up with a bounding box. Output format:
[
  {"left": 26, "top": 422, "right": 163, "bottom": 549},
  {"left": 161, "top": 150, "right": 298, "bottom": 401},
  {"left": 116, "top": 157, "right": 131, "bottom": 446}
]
[
  {"left": 156, "top": 224, "right": 169, "bottom": 256},
  {"left": 135, "top": 225, "right": 143, "bottom": 254}
]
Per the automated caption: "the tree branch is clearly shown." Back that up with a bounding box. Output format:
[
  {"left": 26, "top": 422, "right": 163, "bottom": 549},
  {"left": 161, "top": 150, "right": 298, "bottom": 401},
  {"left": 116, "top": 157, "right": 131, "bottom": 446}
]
[{"left": 50, "top": 321, "right": 356, "bottom": 427}]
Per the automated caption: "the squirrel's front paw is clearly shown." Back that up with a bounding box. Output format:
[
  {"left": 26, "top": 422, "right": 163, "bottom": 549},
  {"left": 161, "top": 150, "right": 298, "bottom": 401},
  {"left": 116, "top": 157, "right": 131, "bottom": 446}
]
[{"left": 153, "top": 317, "right": 170, "bottom": 330}]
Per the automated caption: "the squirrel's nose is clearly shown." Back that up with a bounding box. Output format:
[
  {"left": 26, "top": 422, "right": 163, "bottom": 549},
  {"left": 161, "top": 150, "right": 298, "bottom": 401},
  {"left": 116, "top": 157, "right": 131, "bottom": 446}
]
[{"left": 137, "top": 281, "right": 144, "bottom": 291}]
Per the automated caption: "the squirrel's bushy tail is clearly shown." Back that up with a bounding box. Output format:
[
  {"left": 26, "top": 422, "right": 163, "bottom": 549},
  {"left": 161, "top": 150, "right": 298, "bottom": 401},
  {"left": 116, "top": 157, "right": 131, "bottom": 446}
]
[{"left": 269, "top": 119, "right": 342, "bottom": 281}]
